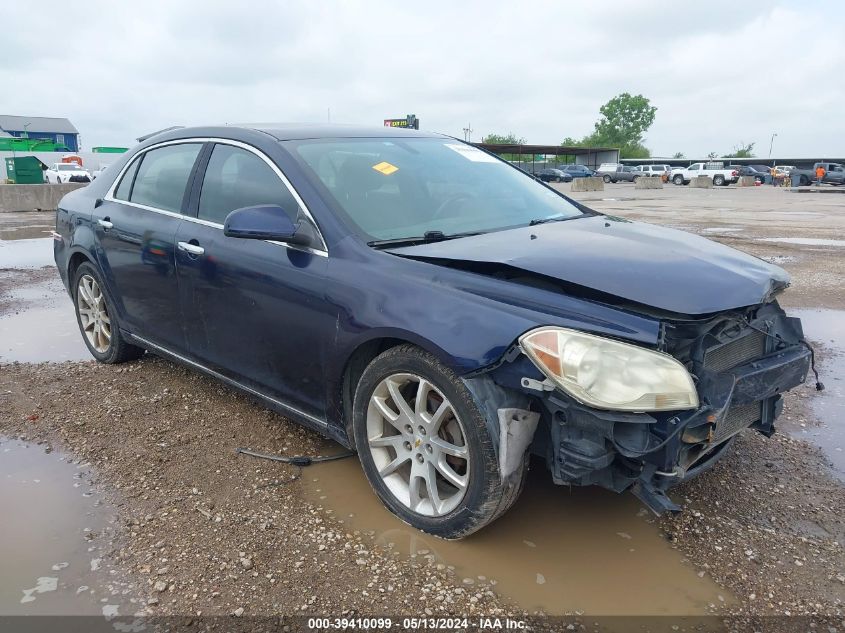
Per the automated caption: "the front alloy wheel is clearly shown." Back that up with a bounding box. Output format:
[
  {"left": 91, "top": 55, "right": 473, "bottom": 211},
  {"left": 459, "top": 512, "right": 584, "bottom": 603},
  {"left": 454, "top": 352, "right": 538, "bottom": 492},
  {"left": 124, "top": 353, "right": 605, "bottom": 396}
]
[
  {"left": 367, "top": 373, "right": 469, "bottom": 517},
  {"left": 353, "top": 345, "right": 528, "bottom": 538}
]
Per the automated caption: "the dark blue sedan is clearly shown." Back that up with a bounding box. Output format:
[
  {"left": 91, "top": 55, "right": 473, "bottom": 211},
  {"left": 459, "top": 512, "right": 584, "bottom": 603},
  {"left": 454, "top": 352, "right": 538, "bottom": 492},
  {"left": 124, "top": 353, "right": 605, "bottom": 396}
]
[{"left": 54, "top": 124, "right": 812, "bottom": 538}]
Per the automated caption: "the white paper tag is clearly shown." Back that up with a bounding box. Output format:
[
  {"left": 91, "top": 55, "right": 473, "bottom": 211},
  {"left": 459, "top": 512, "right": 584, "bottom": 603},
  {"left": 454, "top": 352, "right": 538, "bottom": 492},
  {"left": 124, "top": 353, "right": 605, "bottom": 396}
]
[{"left": 443, "top": 143, "right": 500, "bottom": 163}]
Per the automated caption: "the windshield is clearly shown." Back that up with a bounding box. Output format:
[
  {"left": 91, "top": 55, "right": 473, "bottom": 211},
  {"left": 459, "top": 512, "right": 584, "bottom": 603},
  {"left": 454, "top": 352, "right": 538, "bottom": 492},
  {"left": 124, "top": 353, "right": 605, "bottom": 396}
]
[
  {"left": 285, "top": 138, "right": 584, "bottom": 241},
  {"left": 57, "top": 164, "right": 82, "bottom": 171}
]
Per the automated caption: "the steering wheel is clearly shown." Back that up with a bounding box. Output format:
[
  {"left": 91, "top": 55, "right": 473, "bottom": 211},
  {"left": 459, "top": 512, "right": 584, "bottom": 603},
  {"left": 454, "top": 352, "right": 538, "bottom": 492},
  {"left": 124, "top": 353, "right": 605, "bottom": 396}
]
[{"left": 432, "top": 193, "right": 473, "bottom": 220}]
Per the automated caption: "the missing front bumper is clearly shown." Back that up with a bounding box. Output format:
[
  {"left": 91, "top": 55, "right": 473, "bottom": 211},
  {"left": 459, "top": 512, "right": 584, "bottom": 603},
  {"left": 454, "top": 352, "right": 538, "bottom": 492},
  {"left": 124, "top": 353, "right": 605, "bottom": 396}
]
[{"left": 532, "top": 343, "right": 811, "bottom": 513}]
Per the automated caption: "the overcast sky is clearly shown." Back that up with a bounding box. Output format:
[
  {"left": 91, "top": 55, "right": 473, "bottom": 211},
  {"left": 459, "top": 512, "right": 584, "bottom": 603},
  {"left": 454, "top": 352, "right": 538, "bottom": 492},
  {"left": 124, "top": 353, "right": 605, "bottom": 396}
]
[{"left": 2, "top": 1, "right": 843, "bottom": 158}]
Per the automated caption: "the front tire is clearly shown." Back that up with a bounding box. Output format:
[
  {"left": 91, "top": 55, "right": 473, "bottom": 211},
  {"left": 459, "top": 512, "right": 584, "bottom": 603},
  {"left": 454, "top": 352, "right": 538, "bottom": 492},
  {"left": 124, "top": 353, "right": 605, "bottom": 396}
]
[
  {"left": 602, "top": 174, "right": 611, "bottom": 183},
  {"left": 73, "top": 262, "right": 145, "bottom": 364},
  {"left": 352, "top": 345, "right": 526, "bottom": 539}
]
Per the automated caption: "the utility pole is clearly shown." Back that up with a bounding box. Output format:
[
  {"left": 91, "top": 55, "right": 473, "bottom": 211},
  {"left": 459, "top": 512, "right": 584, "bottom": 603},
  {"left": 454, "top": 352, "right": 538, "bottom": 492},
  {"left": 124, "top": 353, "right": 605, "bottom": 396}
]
[
  {"left": 768, "top": 132, "right": 777, "bottom": 161},
  {"left": 462, "top": 123, "right": 473, "bottom": 142}
]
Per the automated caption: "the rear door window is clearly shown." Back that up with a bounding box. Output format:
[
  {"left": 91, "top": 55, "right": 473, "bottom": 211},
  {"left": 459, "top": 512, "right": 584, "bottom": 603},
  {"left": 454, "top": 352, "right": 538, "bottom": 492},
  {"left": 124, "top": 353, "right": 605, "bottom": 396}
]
[
  {"left": 197, "top": 144, "right": 300, "bottom": 225},
  {"left": 130, "top": 143, "right": 203, "bottom": 213}
]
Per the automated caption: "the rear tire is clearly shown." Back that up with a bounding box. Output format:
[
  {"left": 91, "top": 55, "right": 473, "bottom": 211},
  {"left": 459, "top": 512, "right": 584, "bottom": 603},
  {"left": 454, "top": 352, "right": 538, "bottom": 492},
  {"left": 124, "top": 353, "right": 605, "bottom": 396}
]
[
  {"left": 713, "top": 175, "right": 725, "bottom": 186},
  {"left": 72, "top": 262, "right": 145, "bottom": 364},
  {"left": 673, "top": 174, "right": 684, "bottom": 185},
  {"left": 352, "top": 345, "right": 526, "bottom": 539},
  {"left": 602, "top": 174, "right": 611, "bottom": 183}
]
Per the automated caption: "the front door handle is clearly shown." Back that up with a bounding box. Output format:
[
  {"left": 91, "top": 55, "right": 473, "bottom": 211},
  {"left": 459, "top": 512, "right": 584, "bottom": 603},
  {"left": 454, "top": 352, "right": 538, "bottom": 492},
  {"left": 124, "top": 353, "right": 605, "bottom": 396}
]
[
  {"left": 98, "top": 218, "right": 113, "bottom": 229},
  {"left": 178, "top": 241, "right": 205, "bottom": 256}
]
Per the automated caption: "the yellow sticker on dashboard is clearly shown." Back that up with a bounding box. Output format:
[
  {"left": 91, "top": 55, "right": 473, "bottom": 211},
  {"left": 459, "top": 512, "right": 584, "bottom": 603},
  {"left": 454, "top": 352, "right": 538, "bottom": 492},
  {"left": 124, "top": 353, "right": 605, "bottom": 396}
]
[{"left": 372, "top": 161, "right": 399, "bottom": 175}]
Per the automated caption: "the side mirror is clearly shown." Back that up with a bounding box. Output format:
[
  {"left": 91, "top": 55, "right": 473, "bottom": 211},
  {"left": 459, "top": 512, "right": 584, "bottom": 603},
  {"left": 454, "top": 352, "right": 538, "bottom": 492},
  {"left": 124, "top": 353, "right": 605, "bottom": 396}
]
[{"left": 223, "top": 205, "right": 316, "bottom": 247}]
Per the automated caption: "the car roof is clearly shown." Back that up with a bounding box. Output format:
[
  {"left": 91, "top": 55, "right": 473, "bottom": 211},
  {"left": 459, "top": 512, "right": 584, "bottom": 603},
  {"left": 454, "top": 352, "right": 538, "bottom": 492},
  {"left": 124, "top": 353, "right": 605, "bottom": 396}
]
[{"left": 143, "top": 123, "right": 445, "bottom": 143}]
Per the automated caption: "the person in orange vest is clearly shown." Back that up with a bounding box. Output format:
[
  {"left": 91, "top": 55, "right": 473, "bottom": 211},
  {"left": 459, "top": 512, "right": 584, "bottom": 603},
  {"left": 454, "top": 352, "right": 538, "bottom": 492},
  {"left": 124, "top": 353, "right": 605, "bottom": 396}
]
[{"left": 815, "top": 164, "right": 826, "bottom": 185}]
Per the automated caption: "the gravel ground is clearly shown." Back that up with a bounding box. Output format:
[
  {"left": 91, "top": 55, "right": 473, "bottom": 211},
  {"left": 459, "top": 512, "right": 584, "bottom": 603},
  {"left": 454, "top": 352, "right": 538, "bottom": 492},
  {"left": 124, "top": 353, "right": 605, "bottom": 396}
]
[{"left": 0, "top": 358, "right": 511, "bottom": 619}]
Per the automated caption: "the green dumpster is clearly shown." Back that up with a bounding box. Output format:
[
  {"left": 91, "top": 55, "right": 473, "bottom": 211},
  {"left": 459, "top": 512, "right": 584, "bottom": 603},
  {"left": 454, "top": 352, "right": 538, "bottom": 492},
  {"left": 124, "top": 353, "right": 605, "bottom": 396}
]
[{"left": 4, "top": 156, "right": 46, "bottom": 184}]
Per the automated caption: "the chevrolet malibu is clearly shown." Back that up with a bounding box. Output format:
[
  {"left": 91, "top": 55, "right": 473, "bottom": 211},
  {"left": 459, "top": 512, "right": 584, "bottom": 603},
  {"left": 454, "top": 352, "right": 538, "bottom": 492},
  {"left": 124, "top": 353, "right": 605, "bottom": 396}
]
[{"left": 54, "top": 124, "right": 815, "bottom": 538}]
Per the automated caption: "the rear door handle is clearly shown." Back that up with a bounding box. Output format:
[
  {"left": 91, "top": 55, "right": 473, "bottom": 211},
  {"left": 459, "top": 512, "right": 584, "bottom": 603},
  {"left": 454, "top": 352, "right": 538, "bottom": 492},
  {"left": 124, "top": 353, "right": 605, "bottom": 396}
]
[
  {"left": 178, "top": 241, "right": 205, "bottom": 256},
  {"left": 98, "top": 218, "right": 113, "bottom": 229}
]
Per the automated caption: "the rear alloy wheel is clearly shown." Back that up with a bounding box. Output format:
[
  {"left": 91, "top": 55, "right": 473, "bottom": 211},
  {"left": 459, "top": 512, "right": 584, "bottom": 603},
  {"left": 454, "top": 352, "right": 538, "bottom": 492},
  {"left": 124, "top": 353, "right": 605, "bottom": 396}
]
[
  {"left": 713, "top": 175, "right": 725, "bottom": 186},
  {"left": 673, "top": 174, "right": 685, "bottom": 185},
  {"left": 73, "top": 262, "right": 145, "bottom": 364},
  {"left": 353, "top": 345, "right": 527, "bottom": 538}
]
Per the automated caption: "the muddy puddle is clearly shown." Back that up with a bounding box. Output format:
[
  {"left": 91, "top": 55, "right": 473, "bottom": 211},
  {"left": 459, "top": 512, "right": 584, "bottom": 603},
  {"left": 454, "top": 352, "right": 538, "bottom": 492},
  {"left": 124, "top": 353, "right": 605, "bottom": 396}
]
[
  {"left": 304, "top": 457, "right": 731, "bottom": 615},
  {"left": 0, "top": 437, "right": 136, "bottom": 616},
  {"left": 0, "top": 279, "right": 89, "bottom": 363},
  {"left": 786, "top": 309, "right": 845, "bottom": 480},
  {"left": 0, "top": 224, "right": 54, "bottom": 241},
  {"left": 0, "top": 237, "right": 55, "bottom": 269}
]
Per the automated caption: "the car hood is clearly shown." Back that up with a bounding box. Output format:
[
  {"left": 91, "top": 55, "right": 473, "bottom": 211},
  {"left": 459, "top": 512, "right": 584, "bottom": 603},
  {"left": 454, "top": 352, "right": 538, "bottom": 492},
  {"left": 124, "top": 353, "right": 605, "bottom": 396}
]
[{"left": 386, "top": 215, "right": 790, "bottom": 315}]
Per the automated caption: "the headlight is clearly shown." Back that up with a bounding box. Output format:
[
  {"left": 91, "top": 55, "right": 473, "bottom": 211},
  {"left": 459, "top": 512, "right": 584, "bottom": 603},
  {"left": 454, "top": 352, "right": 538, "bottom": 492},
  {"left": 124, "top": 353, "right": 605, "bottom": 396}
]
[{"left": 519, "top": 327, "right": 698, "bottom": 412}]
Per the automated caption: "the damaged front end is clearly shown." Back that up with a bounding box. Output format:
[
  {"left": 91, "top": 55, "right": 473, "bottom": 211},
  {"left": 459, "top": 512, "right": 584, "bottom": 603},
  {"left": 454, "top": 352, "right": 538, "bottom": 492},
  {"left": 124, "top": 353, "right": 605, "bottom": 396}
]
[{"left": 472, "top": 301, "right": 814, "bottom": 515}]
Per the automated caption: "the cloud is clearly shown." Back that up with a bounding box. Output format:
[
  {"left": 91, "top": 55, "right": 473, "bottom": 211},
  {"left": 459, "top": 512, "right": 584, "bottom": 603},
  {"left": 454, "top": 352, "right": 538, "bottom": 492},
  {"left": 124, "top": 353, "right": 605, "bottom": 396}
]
[{"left": 0, "top": 0, "right": 841, "bottom": 157}]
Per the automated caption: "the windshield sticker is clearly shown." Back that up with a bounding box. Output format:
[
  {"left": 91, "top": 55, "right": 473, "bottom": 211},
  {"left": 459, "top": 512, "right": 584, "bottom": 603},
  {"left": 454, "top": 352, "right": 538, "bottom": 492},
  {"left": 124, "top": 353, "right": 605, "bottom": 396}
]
[
  {"left": 372, "top": 161, "right": 399, "bottom": 175},
  {"left": 444, "top": 143, "right": 500, "bottom": 163}
]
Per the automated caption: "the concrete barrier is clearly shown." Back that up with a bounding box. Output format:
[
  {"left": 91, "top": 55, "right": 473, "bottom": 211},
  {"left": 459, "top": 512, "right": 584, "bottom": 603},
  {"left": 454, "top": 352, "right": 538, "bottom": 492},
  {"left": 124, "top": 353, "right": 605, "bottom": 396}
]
[
  {"left": 0, "top": 183, "right": 87, "bottom": 212},
  {"left": 738, "top": 176, "right": 757, "bottom": 187},
  {"left": 634, "top": 176, "right": 663, "bottom": 190},
  {"left": 689, "top": 176, "right": 713, "bottom": 189},
  {"left": 571, "top": 177, "right": 604, "bottom": 192}
]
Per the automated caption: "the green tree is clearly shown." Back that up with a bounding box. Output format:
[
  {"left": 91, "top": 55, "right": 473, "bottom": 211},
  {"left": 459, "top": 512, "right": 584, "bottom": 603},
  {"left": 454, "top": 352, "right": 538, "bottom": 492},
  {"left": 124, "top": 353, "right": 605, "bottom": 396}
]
[
  {"left": 723, "top": 142, "right": 756, "bottom": 158},
  {"left": 707, "top": 152, "right": 719, "bottom": 160},
  {"left": 481, "top": 133, "right": 526, "bottom": 145},
  {"left": 672, "top": 152, "right": 685, "bottom": 159},
  {"left": 563, "top": 93, "right": 657, "bottom": 158},
  {"left": 588, "top": 93, "right": 656, "bottom": 158},
  {"left": 481, "top": 133, "right": 530, "bottom": 162}
]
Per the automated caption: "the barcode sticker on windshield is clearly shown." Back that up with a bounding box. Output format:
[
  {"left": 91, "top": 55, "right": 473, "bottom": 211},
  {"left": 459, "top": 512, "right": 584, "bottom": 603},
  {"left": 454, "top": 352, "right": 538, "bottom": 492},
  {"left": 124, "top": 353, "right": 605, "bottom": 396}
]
[{"left": 444, "top": 143, "right": 500, "bottom": 163}]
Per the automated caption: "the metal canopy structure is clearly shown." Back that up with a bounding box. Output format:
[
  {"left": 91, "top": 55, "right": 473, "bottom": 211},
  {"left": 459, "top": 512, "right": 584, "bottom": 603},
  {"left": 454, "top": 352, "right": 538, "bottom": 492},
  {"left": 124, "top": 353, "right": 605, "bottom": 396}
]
[{"left": 472, "top": 143, "right": 620, "bottom": 170}]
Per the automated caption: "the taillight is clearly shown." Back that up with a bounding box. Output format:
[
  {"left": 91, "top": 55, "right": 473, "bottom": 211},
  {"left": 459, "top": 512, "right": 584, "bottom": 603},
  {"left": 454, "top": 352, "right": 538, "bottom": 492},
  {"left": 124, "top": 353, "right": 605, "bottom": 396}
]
[{"left": 732, "top": 170, "right": 738, "bottom": 176}]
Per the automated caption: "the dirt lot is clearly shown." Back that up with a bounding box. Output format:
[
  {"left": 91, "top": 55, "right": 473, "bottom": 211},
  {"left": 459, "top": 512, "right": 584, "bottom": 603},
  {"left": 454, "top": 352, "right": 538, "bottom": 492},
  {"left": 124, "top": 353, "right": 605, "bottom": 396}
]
[{"left": 1, "top": 184, "right": 844, "bottom": 624}]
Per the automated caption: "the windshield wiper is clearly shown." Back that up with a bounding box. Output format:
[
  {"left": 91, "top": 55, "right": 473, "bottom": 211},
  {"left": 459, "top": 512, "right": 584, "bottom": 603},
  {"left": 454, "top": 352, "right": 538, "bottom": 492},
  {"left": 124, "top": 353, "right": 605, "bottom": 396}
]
[
  {"left": 528, "top": 215, "right": 572, "bottom": 226},
  {"left": 368, "top": 230, "right": 485, "bottom": 249}
]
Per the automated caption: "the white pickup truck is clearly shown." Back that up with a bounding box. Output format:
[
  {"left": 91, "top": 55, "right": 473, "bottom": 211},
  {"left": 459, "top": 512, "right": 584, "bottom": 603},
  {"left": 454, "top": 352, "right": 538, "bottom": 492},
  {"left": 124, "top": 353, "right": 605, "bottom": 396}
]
[
  {"left": 44, "top": 162, "right": 92, "bottom": 184},
  {"left": 671, "top": 162, "right": 738, "bottom": 187}
]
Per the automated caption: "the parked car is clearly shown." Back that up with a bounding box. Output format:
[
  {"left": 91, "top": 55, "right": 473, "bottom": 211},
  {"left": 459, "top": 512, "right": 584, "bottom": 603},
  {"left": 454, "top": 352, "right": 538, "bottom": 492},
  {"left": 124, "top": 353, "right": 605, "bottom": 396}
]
[
  {"left": 671, "top": 162, "right": 738, "bottom": 186},
  {"left": 774, "top": 165, "right": 796, "bottom": 177},
  {"left": 635, "top": 164, "right": 671, "bottom": 179},
  {"left": 561, "top": 164, "right": 595, "bottom": 178},
  {"left": 534, "top": 168, "right": 573, "bottom": 183},
  {"left": 596, "top": 164, "right": 640, "bottom": 183},
  {"left": 54, "top": 124, "right": 812, "bottom": 538},
  {"left": 45, "top": 163, "right": 92, "bottom": 184},
  {"left": 733, "top": 165, "right": 770, "bottom": 183},
  {"left": 790, "top": 162, "right": 845, "bottom": 186}
]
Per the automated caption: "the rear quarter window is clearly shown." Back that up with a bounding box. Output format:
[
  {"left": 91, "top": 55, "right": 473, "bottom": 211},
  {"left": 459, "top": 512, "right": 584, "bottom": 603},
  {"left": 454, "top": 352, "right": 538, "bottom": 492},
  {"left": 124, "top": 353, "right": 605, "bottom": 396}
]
[{"left": 113, "top": 157, "right": 140, "bottom": 201}]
